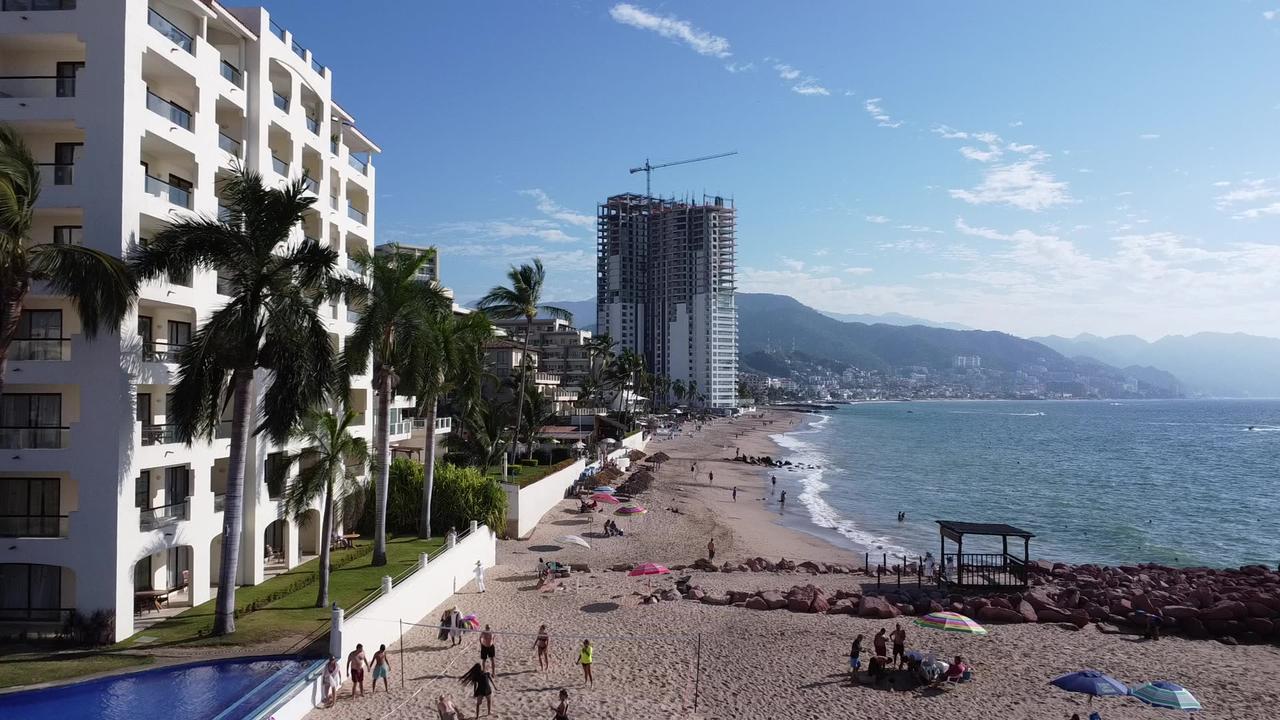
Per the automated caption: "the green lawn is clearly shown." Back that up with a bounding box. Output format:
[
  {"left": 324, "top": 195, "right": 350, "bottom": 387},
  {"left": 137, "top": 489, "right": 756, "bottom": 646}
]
[
  {"left": 0, "top": 537, "right": 443, "bottom": 691},
  {"left": 486, "top": 459, "right": 578, "bottom": 488}
]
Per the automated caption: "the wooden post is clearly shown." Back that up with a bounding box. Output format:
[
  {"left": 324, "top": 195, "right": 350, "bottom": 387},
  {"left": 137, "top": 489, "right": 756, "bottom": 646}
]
[
  {"left": 398, "top": 619, "right": 405, "bottom": 688},
  {"left": 1023, "top": 537, "right": 1031, "bottom": 586},
  {"left": 1002, "top": 535, "right": 1009, "bottom": 585},
  {"left": 939, "top": 532, "right": 945, "bottom": 585},
  {"left": 956, "top": 535, "right": 963, "bottom": 586}
]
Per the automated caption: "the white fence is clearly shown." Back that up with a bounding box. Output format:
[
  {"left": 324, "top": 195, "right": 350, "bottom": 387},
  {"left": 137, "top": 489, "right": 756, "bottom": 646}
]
[{"left": 501, "top": 459, "right": 586, "bottom": 539}]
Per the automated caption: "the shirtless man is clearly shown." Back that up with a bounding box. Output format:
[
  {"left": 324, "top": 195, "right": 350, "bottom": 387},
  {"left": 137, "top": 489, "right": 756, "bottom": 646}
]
[
  {"left": 480, "top": 624, "right": 497, "bottom": 675},
  {"left": 890, "top": 623, "right": 908, "bottom": 668},
  {"left": 346, "top": 643, "right": 368, "bottom": 698},
  {"left": 872, "top": 628, "right": 888, "bottom": 660}
]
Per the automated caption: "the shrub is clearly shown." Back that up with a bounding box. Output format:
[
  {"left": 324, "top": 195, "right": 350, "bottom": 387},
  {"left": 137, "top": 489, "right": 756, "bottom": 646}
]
[
  {"left": 519, "top": 459, "right": 539, "bottom": 467},
  {"left": 359, "top": 459, "right": 507, "bottom": 537}
]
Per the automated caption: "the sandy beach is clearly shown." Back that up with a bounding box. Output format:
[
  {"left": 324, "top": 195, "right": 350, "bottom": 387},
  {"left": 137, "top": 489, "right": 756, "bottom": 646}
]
[{"left": 314, "top": 410, "right": 1280, "bottom": 720}]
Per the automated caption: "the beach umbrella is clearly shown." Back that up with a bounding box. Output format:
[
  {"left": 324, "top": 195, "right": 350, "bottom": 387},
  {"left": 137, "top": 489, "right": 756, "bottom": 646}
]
[
  {"left": 593, "top": 486, "right": 616, "bottom": 494},
  {"left": 646, "top": 451, "right": 671, "bottom": 464},
  {"left": 556, "top": 535, "right": 591, "bottom": 549},
  {"left": 914, "top": 611, "right": 988, "bottom": 636},
  {"left": 591, "top": 493, "right": 622, "bottom": 504},
  {"left": 615, "top": 504, "right": 647, "bottom": 516},
  {"left": 1131, "top": 681, "right": 1201, "bottom": 711},
  {"left": 1050, "top": 670, "right": 1130, "bottom": 700},
  {"left": 628, "top": 562, "right": 670, "bottom": 576},
  {"left": 460, "top": 613, "right": 480, "bottom": 630}
]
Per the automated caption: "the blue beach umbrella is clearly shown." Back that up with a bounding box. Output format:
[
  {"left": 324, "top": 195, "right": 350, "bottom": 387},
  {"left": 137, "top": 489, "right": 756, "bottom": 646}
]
[
  {"left": 1050, "top": 670, "right": 1130, "bottom": 698},
  {"left": 593, "top": 486, "right": 615, "bottom": 494},
  {"left": 1131, "top": 681, "right": 1202, "bottom": 711}
]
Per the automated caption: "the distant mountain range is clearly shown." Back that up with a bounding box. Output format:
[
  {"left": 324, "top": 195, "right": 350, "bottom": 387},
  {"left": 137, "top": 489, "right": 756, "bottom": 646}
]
[
  {"left": 1033, "top": 332, "right": 1280, "bottom": 398},
  {"left": 818, "top": 310, "right": 974, "bottom": 331}
]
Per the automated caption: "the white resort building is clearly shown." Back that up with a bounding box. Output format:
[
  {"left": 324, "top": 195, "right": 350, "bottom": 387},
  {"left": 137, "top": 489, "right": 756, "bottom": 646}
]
[{"left": 0, "top": 0, "right": 412, "bottom": 641}]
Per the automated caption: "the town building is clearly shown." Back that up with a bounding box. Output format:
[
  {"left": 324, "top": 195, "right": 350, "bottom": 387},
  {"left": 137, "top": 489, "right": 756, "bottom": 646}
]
[
  {"left": 596, "top": 193, "right": 738, "bottom": 411},
  {"left": 0, "top": 1, "right": 396, "bottom": 640}
]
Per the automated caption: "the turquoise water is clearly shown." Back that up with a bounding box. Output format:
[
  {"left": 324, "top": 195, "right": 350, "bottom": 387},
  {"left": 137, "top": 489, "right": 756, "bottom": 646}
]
[{"left": 769, "top": 400, "right": 1280, "bottom": 568}]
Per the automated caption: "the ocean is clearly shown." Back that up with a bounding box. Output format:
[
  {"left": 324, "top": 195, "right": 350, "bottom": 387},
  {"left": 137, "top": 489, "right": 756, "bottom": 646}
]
[{"left": 768, "top": 399, "right": 1280, "bottom": 569}]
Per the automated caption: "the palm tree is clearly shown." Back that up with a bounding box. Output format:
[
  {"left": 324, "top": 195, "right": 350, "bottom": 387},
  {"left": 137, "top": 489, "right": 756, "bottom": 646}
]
[
  {"left": 687, "top": 380, "right": 700, "bottom": 410},
  {"left": 129, "top": 167, "right": 340, "bottom": 635},
  {"left": 282, "top": 406, "right": 367, "bottom": 607},
  {"left": 672, "top": 379, "right": 687, "bottom": 407},
  {"left": 402, "top": 310, "right": 493, "bottom": 538},
  {"left": 0, "top": 125, "right": 136, "bottom": 394},
  {"left": 341, "top": 246, "right": 450, "bottom": 565},
  {"left": 476, "top": 259, "right": 570, "bottom": 464}
]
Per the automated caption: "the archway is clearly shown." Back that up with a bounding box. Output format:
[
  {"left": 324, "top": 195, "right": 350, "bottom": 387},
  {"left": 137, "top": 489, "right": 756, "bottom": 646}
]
[
  {"left": 263, "top": 519, "right": 286, "bottom": 566},
  {"left": 298, "top": 508, "right": 322, "bottom": 558},
  {"left": 208, "top": 534, "right": 222, "bottom": 588}
]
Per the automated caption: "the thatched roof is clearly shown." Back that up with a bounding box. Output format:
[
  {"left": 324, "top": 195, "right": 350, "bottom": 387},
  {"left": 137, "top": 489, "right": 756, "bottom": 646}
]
[
  {"left": 594, "top": 466, "right": 622, "bottom": 482},
  {"left": 645, "top": 451, "right": 671, "bottom": 464},
  {"left": 627, "top": 449, "right": 646, "bottom": 462}
]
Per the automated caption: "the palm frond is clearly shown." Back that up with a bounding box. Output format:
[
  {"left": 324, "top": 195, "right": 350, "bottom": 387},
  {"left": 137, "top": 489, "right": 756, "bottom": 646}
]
[{"left": 28, "top": 243, "right": 136, "bottom": 337}]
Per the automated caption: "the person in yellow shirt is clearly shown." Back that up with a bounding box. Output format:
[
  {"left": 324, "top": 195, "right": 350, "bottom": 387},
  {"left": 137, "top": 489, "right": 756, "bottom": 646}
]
[{"left": 575, "top": 638, "right": 594, "bottom": 686}]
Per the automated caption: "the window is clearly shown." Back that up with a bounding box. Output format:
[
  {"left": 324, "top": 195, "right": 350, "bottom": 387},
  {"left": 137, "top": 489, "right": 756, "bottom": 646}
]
[
  {"left": 133, "top": 555, "right": 152, "bottom": 592},
  {"left": 12, "top": 310, "right": 63, "bottom": 361},
  {"left": 1, "top": 393, "right": 61, "bottom": 428},
  {"left": 164, "top": 466, "right": 189, "bottom": 503},
  {"left": 0, "top": 478, "right": 60, "bottom": 537},
  {"left": 55, "top": 61, "right": 82, "bottom": 98},
  {"left": 167, "top": 320, "right": 191, "bottom": 348},
  {"left": 135, "top": 470, "right": 150, "bottom": 509},
  {"left": 265, "top": 452, "right": 288, "bottom": 499},
  {"left": 53, "top": 142, "right": 79, "bottom": 185},
  {"left": 52, "top": 225, "right": 81, "bottom": 245},
  {"left": 0, "top": 564, "right": 62, "bottom": 620}
]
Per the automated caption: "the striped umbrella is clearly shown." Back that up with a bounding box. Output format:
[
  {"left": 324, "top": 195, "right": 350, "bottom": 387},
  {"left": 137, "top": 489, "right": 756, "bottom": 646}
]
[
  {"left": 593, "top": 486, "right": 616, "bottom": 494},
  {"left": 1131, "top": 681, "right": 1201, "bottom": 711},
  {"left": 591, "top": 493, "right": 622, "bottom": 504},
  {"left": 627, "top": 562, "right": 670, "bottom": 577},
  {"left": 914, "top": 611, "right": 988, "bottom": 636},
  {"left": 615, "top": 505, "right": 647, "bottom": 515}
]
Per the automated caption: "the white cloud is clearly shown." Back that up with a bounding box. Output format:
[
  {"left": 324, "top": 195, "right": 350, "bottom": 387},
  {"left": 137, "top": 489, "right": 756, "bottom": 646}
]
[
  {"left": 1006, "top": 142, "right": 1038, "bottom": 154},
  {"left": 780, "top": 256, "right": 806, "bottom": 271},
  {"left": 772, "top": 63, "right": 829, "bottom": 96},
  {"left": 1008, "top": 120, "right": 1024, "bottom": 127},
  {"left": 609, "top": 4, "right": 731, "bottom": 58},
  {"left": 864, "top": 98, "right": 901, "bottom": 128},
  {"left": 959, "top": 146, "right": 1002, "bottom": 163},
  {"left": 1264, "top": 9, "right": 1279, "bottom": 20},
  {"left": 844, "top": 266, "right": 873, "bottom": 275},
  {"left": 1214, "top": 178, "right": 1280, "bottom": 219},
  {"left": 895, "top": 224, "right": 943, "bottom": 234},
  {"left": 1139, "top": 133, "right": 1160, "bottom": 140},
  {"left": 932, "top": 125, "right": 968, "bottom": 139},
  {"left": 864, "top": 214, "right": 890, "bottom": 224},
  {"left": 519, "top": 189, "right": 594, "bottom": 228},
  {"left": 1212, "top": 180, "right": 1231, "bottom": 187},
  {"left": 949, "top": 161, "right": 1074, "bottom": 211},
  {"left": 724, "top": 61, "right": 755, "bottom": 73}
]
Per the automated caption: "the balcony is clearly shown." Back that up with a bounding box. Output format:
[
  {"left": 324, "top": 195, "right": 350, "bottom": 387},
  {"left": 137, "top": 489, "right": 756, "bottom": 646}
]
[
  {"left": 303, "top": 176, "right": 319, "bottom": 194},
  {"left": 330, "top": 138, "right": 339, "bottom": 155},
  {"left": 218, "top": 132, "right": 242, "bottom": 158},
  {"left": 148, "top": 8, "right": 193, "bottom": 54},
  {"left": 311, "top": 58, "right": 324, "bottom": 75},
  {"left": 1, "top": 1, "right": 77, "bottom": 9},
  {"left": 219, "top": 61, "right": 243, "bottom": 88},
  {"left": 347, "top": 205, "right": 366, "bottom": 225},
  {"left": 146, "top": 90, "right": 192, "bottom": 131},
  {"left": 435, "top": 416, "right": 452, "bottom": 432},
  {"left": 139, "top": 423, "right": 177, "bottom": 446},
  {"left": 272, "top": 91, "right": 289, "bottom": 112},
  {"left": 348, "top": 155, "right": 368, "bottom": 174},
  {"left": 269, "top": 18, "right": 285, "bottom": 41},
  {"left": 144, "top": 175, "right": 191, "bottom": 209},
  {"left": 0, "top": 74, "right": 76, "bottom": 99},
  {"left": 0, "top": 514, "right": 68, "bottom": 538},
  {"left": 271, "top": 155, "right": 288, "bottom": 176},
  {"left": 389, "top": 420, "right": 411, "bottom": 436},
  {"left": 213, "top": 493, "right": 225, "bottom": 512},
  {"left": 329, "top": 194, "right": 338, "bottom": 210},
  {"left": 37, "top": 162, "right": 73, "bottom": 186},
  {"left": 141, "top": 340, "right": 184, "bottom": 364},
  {"left": 346, "top": 257, "right": 363, "bottom": 273},
  {"left": 9, "top": 338, "right": 69, "bottom": 361},
  {"left": 0, "top": 426, "right": 68, "bottom": 449},
  {"left": 291, "top": 39, "right": 305, "bottom": 60},
  {"left": 305, "top": 115, "right": 320, "bottom": 134},
  {"left": 139, "top": 500, "right": 188, "bottom": 530}
]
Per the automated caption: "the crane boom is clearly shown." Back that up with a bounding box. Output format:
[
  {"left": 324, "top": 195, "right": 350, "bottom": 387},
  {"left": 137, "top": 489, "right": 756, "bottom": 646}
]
[{"left": 628, "top": 150, "right": 738, "bottom": 197}]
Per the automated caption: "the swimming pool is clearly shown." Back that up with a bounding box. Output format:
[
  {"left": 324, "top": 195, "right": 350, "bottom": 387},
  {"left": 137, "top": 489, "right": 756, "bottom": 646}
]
[{"left": 0, "top": 655, "right": 321, "bottom": 720}]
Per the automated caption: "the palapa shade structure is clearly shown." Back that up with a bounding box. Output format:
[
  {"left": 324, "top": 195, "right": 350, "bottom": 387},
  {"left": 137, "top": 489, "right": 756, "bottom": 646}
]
[
  {"left": 594, "top": 466, "right": 623, "bottom": 483},
  {"left": 628, "top": 449, "right": 646, "bottom": 462},
  {"left": 646, "top": 451, "right": 671, "bottom": 464}
]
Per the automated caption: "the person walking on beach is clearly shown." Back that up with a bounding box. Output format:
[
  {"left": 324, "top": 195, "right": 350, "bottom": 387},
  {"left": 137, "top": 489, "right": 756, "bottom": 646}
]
[
  {"left": 474, "top": 560, "right": 486, "bottom": 593},
  {"left": 437, "top": 694, "right": 460, "bottom": 720},
  {"left": 732, "top": 486, "right": 738, "bottom": 502},
  {"left": 707, "top": 537, "right": 716, "bottom": 562},
  {"left": 534, "top": 624, "right": 551, "bottom": 671},
  {"left": 449, "top": 607, "right": 464, "bottom": 646},
  {"left": 890, "top": 623, "right": 908, "bottom": 668},
  {"left": 480, "top": 624, "right": 497, "bottom": 675},
  {"left": 575, "top": 639, "right": 594, "bottom": 686},
  {"left": 321, "top": 656, "right": 342, "bottom": 707},
  {"left": 346, "top": 643, "right": 368, "bottom": 698},
  {"left": 460, "top": 663, "right": 496, "bottom": 718},
  {"left": 779, "top": 490, "right": 786, "bottom": 511},
  {"left": 708, "top": 470, "right": 714, "bottom": 485},
  {"left": 873, "top": 628, "right": 888, "bottom": 659},
  {"left": 371, "top": 643, "right": 391, "bottom": 693},
  {"left": 550, "top": 689, "right": 571, "bottom": 720},
  {"left": 848, "top": 634, "right": 864, "bottom": 683}
]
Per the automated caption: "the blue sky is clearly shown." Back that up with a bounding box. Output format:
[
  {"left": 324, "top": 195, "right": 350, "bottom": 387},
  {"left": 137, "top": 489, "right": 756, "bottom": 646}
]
[{"left": 265, "top": 1, "right": 1280, "bottom": 340}]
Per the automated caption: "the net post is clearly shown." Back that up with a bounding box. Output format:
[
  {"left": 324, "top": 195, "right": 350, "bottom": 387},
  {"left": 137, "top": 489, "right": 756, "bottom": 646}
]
[
  {"left": 694, "top": 631, "right": 702, "bottom": 711},
  {"left": 399, "top": 619, "right": 405, "bottom": 688}
]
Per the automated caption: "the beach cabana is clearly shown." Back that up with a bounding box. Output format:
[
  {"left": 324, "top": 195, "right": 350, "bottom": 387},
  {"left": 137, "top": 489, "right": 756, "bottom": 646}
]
[{"left": 935, "top": 520, "right": 1035, "bottom": 589}]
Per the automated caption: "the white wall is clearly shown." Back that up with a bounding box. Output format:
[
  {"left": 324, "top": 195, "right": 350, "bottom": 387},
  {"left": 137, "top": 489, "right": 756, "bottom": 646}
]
[
  {"left": 501, "top": 459, "right": 586, "bottom": 539},
  {"left": 332, "top": 525, "right": 497, "bottom": 663}
]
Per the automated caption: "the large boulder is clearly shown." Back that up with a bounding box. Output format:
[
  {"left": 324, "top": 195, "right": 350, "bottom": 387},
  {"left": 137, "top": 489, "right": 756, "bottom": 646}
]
[
  {"left": 811, "top": 595, "right": 831, "bottom": 614},
  {"left": 1161, "top": 605, "right": 1199, "bottom": 621},
  {"left": 858, "top": 595, "right": 899, "bottom": 619},
  {"left": 701, "top": 593, "right": 731, "bottom": 606},
  {"left": 744, "top": 596, "right": 770, "bottom": 611},
  {"left": 1017, "top": 601, "right": 1038, "bottom": 623},
  {"left": 1244, "top": 617, "right": 1274, "bottom": 637},
  {"left": 761, "top": 591, "right": 787, "bottom": 610},
  {"left": 1024, "top": 589, "right": 1058, "bottom": 612},
  {"left": 976, "top": 606, "right": 1026, "bottom": 624},
  {"left": 1244, "top": 601, "right": 1275, "bottom": 619},
  {"left": 787, "top": 597, "right": 811, "bottom": 613},
  {"left": 1200, "top": 601, "right": 1247, "bottom": 622},
  {"left": 1037, "top": 607, "right": 1073, "bottom": 624}
]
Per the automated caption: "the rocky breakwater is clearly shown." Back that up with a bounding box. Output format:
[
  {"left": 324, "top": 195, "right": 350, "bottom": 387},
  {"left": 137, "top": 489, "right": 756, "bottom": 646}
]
[{"left": 617, "top": 557, "right": 1280, "bottom": 646}]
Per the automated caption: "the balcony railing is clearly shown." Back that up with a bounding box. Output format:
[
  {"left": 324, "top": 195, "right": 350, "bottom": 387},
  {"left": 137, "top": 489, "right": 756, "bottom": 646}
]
[
  {"left": 273, "top": 91, "right": 289, "bottom": 112},
  {"left": 269, "top": 18, "right": 285, "bottom": 40},
  {"left": 10, "top": 337, "right": 69, "bottom": 361},
  {"left": 2, "top": 0, "right": 77, "bottom": 9},
  {"left": 140, "top": 423, "right": 178, "bottom": 446},
  {"left": 329, "top": 194, "right": 339, "bottom": 210},
  {"left": 305, "top": 115, "right": 320, "bottom": 134},
  {"left": 348, "top": 154, "right": 368, "bottom": 174},
  {"left": 139, "top": 499, "right": 188, "bottom": 530},
  {"left": 219, "top": 60, "right": 243, "bottom": 87},
  {"left": 347, "top": 205, "right": 366, "bottom": 224},
  {"left": 213, "top": 493, "right": 226, "bottom": 512},
  {"left": 0, "top": 75, "right": 75, "bottom": 99},
  {"left": 218, "top": 132, "right": 242, "bottom": 157},
  {"left": 389, "top": 420, "right": 411, "bottom": 436},
  {"left": 291, "top": 39, "right": 306, "bottom": 60},
  {"left": 148, "top": 8, "right": 193, "bottom": 54},
  {"left": 0, "top": 426, "right": 68, "bottom": 449},
  {"left": 271, "top": 155, "right": 288, "bottom": 176},
  {"left": 303, "top": 176, "right": 319, "bottom": 194},
  {"left": 0, "top": 514, "right": 68, "bottom": 538},
  {"left": 435, "top": 416, "right": 452, "bottom": 432},
  {"left": 330, "top": 138, "right": 339, "bottom": 155},
  {"left": 146, "top": 90, "right": 192, "bottom": 131},
  {"left": 144, "top": 175, "right": 192, "bottom": 209},
  {"left": 141, "top": 341, "right": 185, "bottom": 363},
  {"left": 311, "top": 58, "right": 325, "bottom": 75},
  {"left": 37, "top": 162, "right": 73, "bottom": 186}
]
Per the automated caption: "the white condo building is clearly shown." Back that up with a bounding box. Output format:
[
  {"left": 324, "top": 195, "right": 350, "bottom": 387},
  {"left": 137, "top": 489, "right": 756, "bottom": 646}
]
[
  {"left": 597, "top": 193, "right": 738, "bottom": 410},
  {"left": 0, "top": 0, "right": 411, "bottom": 641}
]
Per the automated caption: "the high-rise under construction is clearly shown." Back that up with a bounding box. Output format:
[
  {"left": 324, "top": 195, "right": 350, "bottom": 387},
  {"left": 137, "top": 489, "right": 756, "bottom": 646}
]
[{"left": 596, "top": 194, "right": 738, "bottom": 411}]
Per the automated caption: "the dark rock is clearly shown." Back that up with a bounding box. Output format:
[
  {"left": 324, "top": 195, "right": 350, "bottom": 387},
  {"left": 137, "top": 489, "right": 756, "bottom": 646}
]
[
  {"left": 858, "top": 595, "right": 899, "bottom": 619},
  {"left": 1054, "top": 622, "right": 1082, "bottom": 631},
  {"left": 744, "top": 596, "right": 770, "bottom": 611},
  {"left": 1200, "top": 600, "right": 1247, "bottom": 622},
  {"left": 760, "top": 591, "right": 786, "bottom": 610},
  {"left": 701, "top": 593, "right": 731, "bottom": 606},
  {"left": 787, "top": 597, "right": 810, "bottom": 613},
  {"left": 1036, "top": 607, "right": 1072, "bottom": 624},
  {"left": 810, "top": 595, "right": 830, "bottom": 613},
  {"left": 1161, "top": 605, "right": 1199, "bottom": 621},
  {"left": 830, "top": 598, "right": 856, "bottom": 615},
  {"left": 1017, "top": 601, "right": 1038, "bottom": 623},
  {"left": 1217, "top": 635, "right": 1239, "bottom": 646},
  {"left": 977, "top": 606, "right": 1026, "bottom": 624},
  {"left": 1244, "top": 617, "right": 1274, "bottom": 636}
]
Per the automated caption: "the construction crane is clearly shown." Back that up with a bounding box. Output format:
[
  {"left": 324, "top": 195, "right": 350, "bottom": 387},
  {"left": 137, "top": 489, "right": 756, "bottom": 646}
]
[{"left": 629, "top": 151, "right": 738, "bottom": 197}]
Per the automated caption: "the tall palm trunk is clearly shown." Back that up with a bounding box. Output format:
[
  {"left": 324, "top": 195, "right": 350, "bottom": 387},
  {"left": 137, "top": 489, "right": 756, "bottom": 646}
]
[
  {"left": 0, "top": 281, "right": 31, "bottom": 397},
  {"left": 372, "top": 369, "right": 391, "bottom": 566},
  {"left": 315, "top": 485, "right": 334, "bottom": 607},
  {"left": 213, "top": 367, "right": 252, "bottom": 635},
  {"left": 508, "top": 316, "right": 532, "bottom": 465},
  {"left": 418, "top": 395, "right": 439, "bottom": 538}
]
